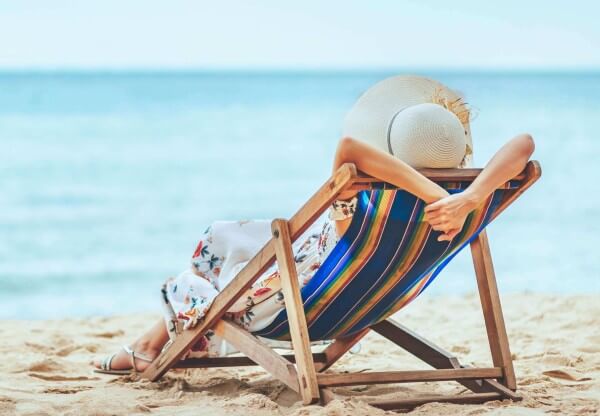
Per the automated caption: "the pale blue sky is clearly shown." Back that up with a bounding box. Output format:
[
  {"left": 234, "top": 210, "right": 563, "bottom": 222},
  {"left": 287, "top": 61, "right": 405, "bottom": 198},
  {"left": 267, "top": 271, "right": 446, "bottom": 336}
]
[{"left": 0, "top": 0, "right": 598, "bottom": 70}]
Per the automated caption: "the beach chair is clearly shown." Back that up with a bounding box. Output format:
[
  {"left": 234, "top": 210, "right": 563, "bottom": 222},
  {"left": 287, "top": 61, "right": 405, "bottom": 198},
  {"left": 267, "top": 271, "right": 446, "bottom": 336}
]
[{"left": 142, "top": 161, "right": 541, "bottom": 410}]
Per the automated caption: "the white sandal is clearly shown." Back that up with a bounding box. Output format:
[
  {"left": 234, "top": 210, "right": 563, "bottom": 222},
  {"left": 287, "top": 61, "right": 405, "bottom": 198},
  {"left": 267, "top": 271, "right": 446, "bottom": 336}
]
[{"left": 94, "top": 345, "right": 154, "bottom": 375}]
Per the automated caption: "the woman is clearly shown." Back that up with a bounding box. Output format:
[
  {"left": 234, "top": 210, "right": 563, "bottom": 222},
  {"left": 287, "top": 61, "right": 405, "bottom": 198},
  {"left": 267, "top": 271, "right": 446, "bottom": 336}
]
[{"left": 93, "top": 75, "right": 535, "bottom": 374}]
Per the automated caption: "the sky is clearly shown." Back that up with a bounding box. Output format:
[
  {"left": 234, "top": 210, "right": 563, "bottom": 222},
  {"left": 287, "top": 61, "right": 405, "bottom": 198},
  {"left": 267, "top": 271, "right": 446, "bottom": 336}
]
[{"left": 0, "top": 0, "right": 598, "bottom": 70}]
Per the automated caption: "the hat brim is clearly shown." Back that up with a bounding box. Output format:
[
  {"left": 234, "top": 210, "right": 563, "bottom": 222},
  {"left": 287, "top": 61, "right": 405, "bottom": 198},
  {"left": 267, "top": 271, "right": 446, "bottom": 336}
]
[{"left": 342, "top": 75, "right": 473, "bottom": 167}]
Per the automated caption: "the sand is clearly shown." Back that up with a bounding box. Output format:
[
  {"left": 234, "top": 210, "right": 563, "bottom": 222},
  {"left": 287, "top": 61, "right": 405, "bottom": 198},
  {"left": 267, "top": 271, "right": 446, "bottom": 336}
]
[{"left": 1, "top": 293, "right": 598, "bottom": 416}]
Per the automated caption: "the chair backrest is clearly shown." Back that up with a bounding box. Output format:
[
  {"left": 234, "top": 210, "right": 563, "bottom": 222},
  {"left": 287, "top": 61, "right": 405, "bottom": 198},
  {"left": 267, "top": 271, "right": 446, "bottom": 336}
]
[{"left": 253, "top": 180, "right": 521, "bottom": 341}]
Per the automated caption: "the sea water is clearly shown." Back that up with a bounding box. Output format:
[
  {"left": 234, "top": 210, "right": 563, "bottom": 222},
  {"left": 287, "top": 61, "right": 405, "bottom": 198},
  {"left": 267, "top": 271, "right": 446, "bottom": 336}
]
[{"left": 1, "top": 71, "right": 598, "bottom": 319}]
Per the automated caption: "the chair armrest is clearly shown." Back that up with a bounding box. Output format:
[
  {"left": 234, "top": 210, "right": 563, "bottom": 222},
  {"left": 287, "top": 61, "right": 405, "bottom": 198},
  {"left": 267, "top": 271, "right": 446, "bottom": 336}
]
[{"left": 353, "top": 160, "right": 541, "bottom": 189}]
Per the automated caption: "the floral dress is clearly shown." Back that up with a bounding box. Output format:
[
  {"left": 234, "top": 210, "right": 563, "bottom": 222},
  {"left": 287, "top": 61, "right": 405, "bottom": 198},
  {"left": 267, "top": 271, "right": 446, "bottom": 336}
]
[{"left": 161, "top": 215, "right": 338, "bottom": 357}]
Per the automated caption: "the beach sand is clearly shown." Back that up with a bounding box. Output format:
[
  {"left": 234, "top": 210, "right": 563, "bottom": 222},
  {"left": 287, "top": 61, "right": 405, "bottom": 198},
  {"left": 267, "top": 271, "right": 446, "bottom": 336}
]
[{"left": 1, "top": 293, "right": 598, "bottom": 415}]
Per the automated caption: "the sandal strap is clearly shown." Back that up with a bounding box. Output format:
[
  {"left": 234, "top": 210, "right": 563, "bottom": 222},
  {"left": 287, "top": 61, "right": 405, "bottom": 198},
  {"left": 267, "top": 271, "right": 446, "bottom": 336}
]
[
  {"left": 101, "top": 353, "right": 116, "bottom": 371},
  {"left": 122, "top": 345, "right": 153, "bottom": 372}
]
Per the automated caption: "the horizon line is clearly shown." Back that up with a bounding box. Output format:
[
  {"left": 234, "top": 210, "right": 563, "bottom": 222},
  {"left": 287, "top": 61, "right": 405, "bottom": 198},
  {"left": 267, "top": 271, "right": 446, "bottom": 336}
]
[{"left": 1, "top": 66, "right": 599, "bottom": 75}]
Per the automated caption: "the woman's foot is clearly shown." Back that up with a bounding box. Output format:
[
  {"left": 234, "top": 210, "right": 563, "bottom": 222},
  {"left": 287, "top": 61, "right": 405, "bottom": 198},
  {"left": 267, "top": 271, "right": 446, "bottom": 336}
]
[{"left": 93, "top": 340, "right": 161, "bottom": 374}]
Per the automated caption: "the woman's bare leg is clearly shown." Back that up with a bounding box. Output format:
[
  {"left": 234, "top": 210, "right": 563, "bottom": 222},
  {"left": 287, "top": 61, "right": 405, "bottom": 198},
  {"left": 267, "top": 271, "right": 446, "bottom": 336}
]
[{"left": 93, "top": 318, "right": 169, "bottom": 371}]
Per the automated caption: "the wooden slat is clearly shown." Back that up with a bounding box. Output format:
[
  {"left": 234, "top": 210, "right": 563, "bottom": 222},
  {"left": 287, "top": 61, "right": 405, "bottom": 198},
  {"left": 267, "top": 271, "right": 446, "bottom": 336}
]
[
  {"left": 272, "top": 219, "right": 320, "bottom": 405},
  {"left": 212, "top": 320, "right": 300, "bottom": 393},
  {"left": 368, "top": 392, "right": 505, "bottom": 410},
  {"left": 317, "top": 367, "right": 503, "bottom": 387},
  {"left": 355, "top": 167, "right": 527, "bottom": 184},
  {"left": 470, "top": 231, "right": 517, "bottom": 390},
  {"left": 315, "top": 328, "right": 370, "bottom": 372},
  {"left": 418, "top": 167, "right": 518, "bottom": 181},
  {"left": 174, "top": 353, "right": 327, "bottom": 368},
  {"left": 352, "top": 161, "right": 538, "bottom": 191}
]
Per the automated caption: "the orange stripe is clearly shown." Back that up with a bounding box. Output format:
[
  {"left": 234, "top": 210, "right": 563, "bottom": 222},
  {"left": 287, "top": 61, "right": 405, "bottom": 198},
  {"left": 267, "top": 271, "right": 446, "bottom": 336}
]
[
  {"left": 329, "top": 212, "right": 431, "bottom": 336},
  {"left": 304, "top": 191, "right": 395, "bottom": 324},
  {"left": 374, "top": 193, "right": 496, "bottom": 323},
  {"left": 333, "top": 193, "right": 496, "bottom": 337}
]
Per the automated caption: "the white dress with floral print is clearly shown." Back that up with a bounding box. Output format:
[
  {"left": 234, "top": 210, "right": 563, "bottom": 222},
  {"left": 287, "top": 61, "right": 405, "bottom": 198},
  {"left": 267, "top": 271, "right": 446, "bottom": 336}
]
[{"left": 161, "top": 215, "right": 338, "bottom": 357}]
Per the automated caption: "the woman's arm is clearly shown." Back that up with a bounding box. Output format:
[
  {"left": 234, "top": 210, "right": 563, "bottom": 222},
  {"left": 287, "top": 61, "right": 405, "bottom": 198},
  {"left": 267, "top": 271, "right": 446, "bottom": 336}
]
[
  {"left": 332, "top": 137, "right": 450, "bottom": 236},
  {"left": 333, "top": 137, "right": 449, "bottom": 203},
  {"left": 424, "top": 133, "right": 535, "bottom": 241}
]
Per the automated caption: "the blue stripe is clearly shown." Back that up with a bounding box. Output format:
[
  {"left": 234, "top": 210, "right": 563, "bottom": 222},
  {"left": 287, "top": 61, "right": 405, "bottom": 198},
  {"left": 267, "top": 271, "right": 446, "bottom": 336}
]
[{"left": 252, "top": 187, "right": 511, "bottom": 340}]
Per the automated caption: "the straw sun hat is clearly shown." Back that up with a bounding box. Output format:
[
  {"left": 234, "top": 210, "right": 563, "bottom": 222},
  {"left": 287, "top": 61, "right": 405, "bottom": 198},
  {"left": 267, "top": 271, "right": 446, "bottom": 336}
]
[{"left": 342, "top": 75, "right": 473, "bottom": 168}]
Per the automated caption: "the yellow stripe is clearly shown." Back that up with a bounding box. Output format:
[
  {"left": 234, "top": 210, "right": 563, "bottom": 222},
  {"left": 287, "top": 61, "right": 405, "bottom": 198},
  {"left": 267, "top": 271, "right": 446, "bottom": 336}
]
[
  {"left": 305, "top": 191, "right": 395, "bottom": 324},
  {"left": 330, "top": 211, "right": 431, "bottom": 336},
  {"left": 331, "top": 193, "right": 495, "bottom": 338}
]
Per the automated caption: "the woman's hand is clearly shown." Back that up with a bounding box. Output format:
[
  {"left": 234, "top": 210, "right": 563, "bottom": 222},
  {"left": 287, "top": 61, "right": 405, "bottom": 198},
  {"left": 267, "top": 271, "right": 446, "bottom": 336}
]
[
  {"left": 423, "top": 191, "right": 479, "bottom": 241},
  {"left": 424, "top": 133, "right": 535, "bottom": 242}
]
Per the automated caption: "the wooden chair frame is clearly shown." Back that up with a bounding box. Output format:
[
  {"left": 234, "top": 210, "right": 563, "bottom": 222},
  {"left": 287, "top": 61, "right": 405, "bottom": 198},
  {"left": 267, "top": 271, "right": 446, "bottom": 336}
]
[{"left": 142, "top": 161, "right": 541, "bottom": 410}]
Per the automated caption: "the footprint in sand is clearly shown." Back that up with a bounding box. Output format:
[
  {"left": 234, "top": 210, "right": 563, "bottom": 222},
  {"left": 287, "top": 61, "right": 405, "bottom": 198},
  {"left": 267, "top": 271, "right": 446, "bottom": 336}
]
[
  {"left": 0, "top": 396, "right": 16, "bottom": 404},
  {"left": 577, "top": 334, "right": 600, "bottom": 353},
  {"left": 24, "top": 342, "right": 99, "bottom": 357},
  {"left": 20, "top": 358, "right": 101, "bottom": 381},
  {"left": 179, "top": 377, "right": 249, "bottom": 395},
  {"left": 55, "top": 343, "right": 100, "bottom": 356},
  {"left": 24, "top": 342, "right": 50, "bottom": 353},
  {"left": 0, "top": 396, "right": 16, "bottom": 414},
  {"left": 43, "top": 386, "right": 94, "bottom": 394},
  {"left": 226, "top": 393, "right": 279, "bottom": 411},
  {"left": 29, "top": 373, "right": 100, "bottom": 381},
  {"left": 450, "top": 345, "right": 471, "bottom": 354},
  {"left": 49, "top": 334, "right": 73, "bottom": 349},
  {"left": 25, "top": 358, "right": 64, "bottom": 373},
  {"left": 90, "top": 330, "right": 125, "bottom": 339},
  {"left": 541, "top": 352, "right": 582, "bottom": 367}
]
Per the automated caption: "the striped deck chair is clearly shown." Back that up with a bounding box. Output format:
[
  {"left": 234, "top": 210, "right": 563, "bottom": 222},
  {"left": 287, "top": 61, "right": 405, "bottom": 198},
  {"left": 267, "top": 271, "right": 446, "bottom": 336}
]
[{"left": 142, "top": 161, "right": 541, "bottom": 410}]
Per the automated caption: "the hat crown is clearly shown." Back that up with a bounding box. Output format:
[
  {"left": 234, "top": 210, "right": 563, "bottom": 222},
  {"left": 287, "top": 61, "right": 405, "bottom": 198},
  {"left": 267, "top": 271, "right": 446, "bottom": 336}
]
[{"left": 389, "top": 103, "right": 466, "bottom": 168}]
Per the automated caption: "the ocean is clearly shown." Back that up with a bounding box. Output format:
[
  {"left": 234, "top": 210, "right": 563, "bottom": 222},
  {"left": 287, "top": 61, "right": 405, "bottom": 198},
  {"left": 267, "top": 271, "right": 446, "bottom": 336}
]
[{"left": 1, "top": 71, "right": 598, "bottom": 319}]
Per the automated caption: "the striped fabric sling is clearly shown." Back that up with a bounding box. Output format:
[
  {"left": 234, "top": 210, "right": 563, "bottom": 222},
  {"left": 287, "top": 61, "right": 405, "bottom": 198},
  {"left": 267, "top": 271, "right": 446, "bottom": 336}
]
[{"left": 253, "top": 180, "right": 519, "bottom": 341}]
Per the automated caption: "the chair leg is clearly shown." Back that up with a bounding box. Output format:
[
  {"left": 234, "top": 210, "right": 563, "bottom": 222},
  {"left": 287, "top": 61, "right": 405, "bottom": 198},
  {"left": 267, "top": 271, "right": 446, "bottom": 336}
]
[
  {"left": 272, "top": 219, "right": 320, "bottom": 405},
  {"left": 470, "top": 231, "right": 517, "bottom": 390}
]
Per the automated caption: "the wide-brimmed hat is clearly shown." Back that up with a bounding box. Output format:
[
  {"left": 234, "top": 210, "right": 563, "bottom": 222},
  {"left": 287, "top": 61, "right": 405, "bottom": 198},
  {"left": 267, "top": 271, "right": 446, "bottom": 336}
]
[{"left": 342, "top": 75, "right": 473, "bottom": 168}]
